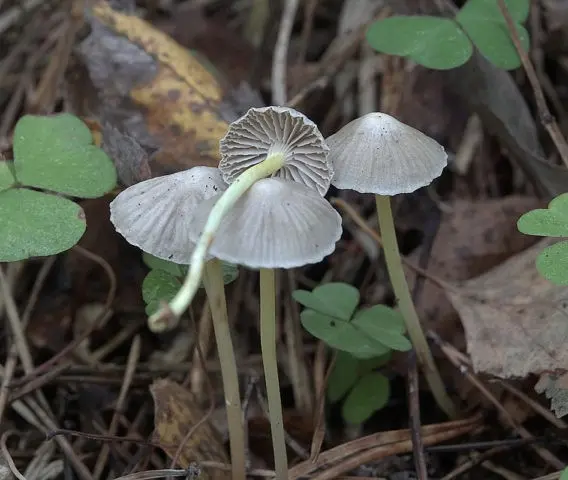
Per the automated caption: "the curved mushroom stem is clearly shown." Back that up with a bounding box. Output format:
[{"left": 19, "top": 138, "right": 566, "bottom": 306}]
[
  {"left": 203, "top": 259, "right": 247, "bottom": 480},
  {"left": 259, "top": 268, "right": 289, "bottom": 480},
  {"left": 148, "top": 153, "right": 285, "bottom": 331},
  {"left": 375, "top": 194, "right": 457, "bottom": 419}
]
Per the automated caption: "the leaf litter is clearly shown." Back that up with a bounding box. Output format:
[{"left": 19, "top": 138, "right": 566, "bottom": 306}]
[{"left": 3, "top": 0, "right": 568, "bottom": 478}]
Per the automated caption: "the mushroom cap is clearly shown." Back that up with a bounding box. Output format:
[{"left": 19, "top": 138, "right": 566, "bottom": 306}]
[
  {"left": 188, "top": 178, "right": 342, "bottom": 269},
  {"left": 219, "top": 106, "right": 333, "bottom": 196},
  {"left": 110, "top": 166, "right": 227, "bottom": 264},
  {"left": 327, "top": 112, "right": 448, "bottom": 195}
]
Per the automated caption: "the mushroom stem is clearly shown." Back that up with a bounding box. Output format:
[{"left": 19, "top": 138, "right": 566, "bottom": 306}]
[
  {"left": 374, "top": 194, "right": 457, "bottom": 419},
  {"left": 148, "top": 153, "right": 286, "bottom": 331},
  {"left": 259, "top": 268, "right": 289, "bottom": 479},
  {"left": 203, "top": 259, "right": 247, "bottom": 480}
]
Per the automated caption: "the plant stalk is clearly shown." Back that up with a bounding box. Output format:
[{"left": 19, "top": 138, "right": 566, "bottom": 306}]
[
  {"left": 148, "top": 153, "right": 285, "bottom": 331},
  {"left": 203, "top": 259, "right": 247, "bottom": 480},
  {"left": 375, "top": 194, "right": 457, "bottom": 418},
  {"left": 259, "top": 268, "right": 288, "bottom": 480}
]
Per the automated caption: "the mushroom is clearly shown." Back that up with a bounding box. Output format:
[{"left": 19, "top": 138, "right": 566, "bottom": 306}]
[
  {"left": 189, "top": 177, "right": 342, "bottom": 479},
  {"left": 109, "top": 166, "right": 247, "bottom": 480},
  {"left": 151, "top": 106, "right": 339, "bottom": 480},
  {"left": 326, "top": 112, "right": 456, "bottom": 418}
]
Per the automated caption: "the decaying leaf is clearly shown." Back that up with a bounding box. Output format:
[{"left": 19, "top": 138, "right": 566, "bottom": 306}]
[
  {"left": 150, "top": 379, "right": 230, "bottom": 480},
  {"left": 447, "top": 237, "right": 568, "bottom": 379},
  {"left": 535, "top": 373, "right": 568, "bottom": 418},
  {"left": 406, "top": 196, "right": 543, "bottom": 336},
  {"left": 76, "top": 1, "right": 253, "bottom": 175}
]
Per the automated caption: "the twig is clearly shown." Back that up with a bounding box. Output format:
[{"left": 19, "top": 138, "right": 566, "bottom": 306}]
[
  {"left": 93, "top": 335, "right": 141, "bottom": 479},
  {"left": 272, "top": 0, "right": 299, "bottom": 104},
  {"left": 407, "top": 351, "right": 428, "bottom": 480},
  {"left": 1, "top": 431, "right": 26, "bottom": 480},
  {"left": 497, "top": 0, "right": 568, "bottom": 168}
]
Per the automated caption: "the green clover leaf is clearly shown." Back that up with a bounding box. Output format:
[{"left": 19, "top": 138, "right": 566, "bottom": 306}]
[
  {"left": 327, "top": 351, "right": 360, "bottom": 403},
  {"left": 143, "top": 253, "right": 188, "bottom": 277},
  {"left": 352, "top": 305, "right": 412, "bottom": 352},
  {"left": 535, "top": 241, "right": 568, "bottom": 286},
  {"left": 517, "top": 193, "right": 568, "bottom": 237},
  {"left": 560, "top": 467, "right": 568, "bottom": 480},
  {"left": 300, "top": 309, "right": 390, "bottom": 359},
  {"left": 342, "top": 372, "right": 390, "bottom": 425},
  {"left": 0, "top": 161, "right": 15, "bottom": 192},
  {"left": 142, "top": 269, "right": 182, "bottom": 315},
  {"left": 457, "top": 0, "right": 530, "bottom": 70},
  {"left": 366, "top": 16, "right": 473, "bottom": 70},
  {"left": 293, "top": 282, "right": 360, "bottom": 321},
  {"left": 0, "top": 188, "right": 86, "bottom": 262},
  {"left": 13, "top": 114, "right": 117, "bottom": 198}
]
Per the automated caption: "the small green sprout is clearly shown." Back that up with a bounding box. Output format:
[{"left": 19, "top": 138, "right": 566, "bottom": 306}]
[
  {"left": 141, "top": 253, "right": 238, "bottom": 315},
  {"left": 517, "top": 193, "right": 568, "bottom": 285},
  {"left": 366, "top": 0, "right": 529, "bottom": 70},
  {"left": 0, "top": 114, "right": 117, "bottom": 262},
  {"left": 328, "top": 350, "right": 392, "bottom": 425},
  {"left": 293, "top": 282, "right": 411, "bottom": 358}
]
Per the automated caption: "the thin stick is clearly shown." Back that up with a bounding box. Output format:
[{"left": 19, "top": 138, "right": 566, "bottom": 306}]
[
  {"left": 272, "top": 0, "right": 298, "bottom": 104},
  {"left": 496, "top": 0, "right": 568, "bottom": 168},
  {"left": 259, "top": 268, "right": 289, "bottom": 479},
  {"left": 375, "top": 195, "right": 456, "bottom": 418},
  {"left": 203, "top": 259, "right": 247, "bottom": 480}
]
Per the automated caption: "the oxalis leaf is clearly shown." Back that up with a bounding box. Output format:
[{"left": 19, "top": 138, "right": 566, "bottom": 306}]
[
  {"left": 142, "top": 269, "right": 182, "bottom": 315},
  {"left": 0, "top": 161, "right": 15, "bottom": 192},
  {"left": 342, "top": 372, "right": 390, "bottom": 425},
  {"left": 293, "top": 282, "right": 360, "bottom": 321},
  {"left": 327, "top": 351, "right": 359, "bottom": 403},
  {"left": 562, "top": 468, "right": 568, "bottom": 480},
  {"left": 13, "top": 114, "right": 117, "bottom": 198},
  {"left": 0, "top": 188, "right": 86, "bottom": 262},
  {"left": 517, "top": 193, "right": 568, "bottom": 237},
  {"left": 366, "top": 16, "right": 472, "bottom": 70},
  {"left": 352, "top": 305, "right": 412, "bottom": 352},
  {"left": 300, "top": 309, "right": 390, "bottom": 359},
  {"left": 536, "top": 241, "right": 568, "bottom": 286},
  {"left": 456, "top": 0, "right": 530, "bottom": 70}
]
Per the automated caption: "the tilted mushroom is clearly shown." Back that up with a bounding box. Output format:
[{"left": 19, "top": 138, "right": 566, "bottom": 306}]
[
  {"left": 109, "top": 166, "right": 247, "bottom": 480},
  {"left": 326, "top": 112, "right": 456, "bottom": 418}
]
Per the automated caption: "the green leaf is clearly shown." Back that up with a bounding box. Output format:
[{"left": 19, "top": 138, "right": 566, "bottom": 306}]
[
  {"left": 352, "top": 306, "right": 412, "bottom": 352},
  {"left": 300, "top": 309, "right": 390, "bottom": 359},
  {"left": 456, "top": 0, "right": 530, "bottom": 70},
  {"left": 327, "top": 351, "right": 359, "bottom": 403},
  {"left": 142, "top": 269, "right": 182, "bottom": 315},
  {"left": 293, "top": 282, "right": 360, "bottom": 321},
  {"left": 358, "top": 352, "right": 392, "bottom": 373},
  {"left": 560, "top": 467, "right": 568, "bottom": 480},
  {"left": 366, "top": 16, "right": 473, "bottom": 70},
  {"left": 0, "top": 188, "right": 86, "bottom": 262},
  {"left": 220, "top": 261, "right": 239, "bottom": 285},
  {"left": 0, "top": 161, "right": 15, "bottom": 192},
  {"left": 342, "top": 372, "right": 390, "bottom": 425},
  {"left": 13, "top": 114, "right": 117, "bottom": 198},
  {"left": 458, "top": 0, "right": 530, "bottom": 25},
  {"left": 517, "top": 193, "right": 568, "bottom": 237},
  {"left": 536, "top": 241, "right": 568, "bottom": 286},
  {"left": 143, "top": 252, "right": 188, "bottom": 277}
]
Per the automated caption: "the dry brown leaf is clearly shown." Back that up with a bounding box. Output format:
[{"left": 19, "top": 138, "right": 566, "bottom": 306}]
[
  {"left": 76, "top": 1, "right": 242, "bottom": 175},
  {"left": 447, "top": 237, "right": 568, "bottom": 379},
  {"left": 406, "top": 196, "right": 543, "bottom": 336},
  {"left": 150, "top": 379, "right": 230, "bottom": 480}
]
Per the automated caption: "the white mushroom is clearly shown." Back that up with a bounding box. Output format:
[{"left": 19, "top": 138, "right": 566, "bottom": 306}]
[
  {"left": 109, "top": 166, "right": 227, "bottom": 264},
  {"left": 219, "top": 106, "right": 333, "bottom": 196},
  {"left": 327, "top": 112, "right": 447, "bottom": 195},
  {"left": 188, "top": 177, "right": 342, "bottom": 269}
]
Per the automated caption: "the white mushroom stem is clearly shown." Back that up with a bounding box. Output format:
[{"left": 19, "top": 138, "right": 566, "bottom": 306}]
[
  {"left": 375, "top": 194, "right": 457, "bottom": 419},
  {"left": 202, "top": 259, "right": 247, "bottom": 480},
  {"left": 148, "top": 152, "right": 286, "bottom": 331},
  {"left": 259, "top": 268, "right": 289, "bottom": 479}
]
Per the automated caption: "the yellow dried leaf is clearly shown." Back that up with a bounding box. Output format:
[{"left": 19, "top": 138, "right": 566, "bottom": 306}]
[{"left": 150, "top": 379, "right": 230, "bottom": 480}]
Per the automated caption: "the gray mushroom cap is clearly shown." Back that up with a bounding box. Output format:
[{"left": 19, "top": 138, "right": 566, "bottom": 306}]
[
  {"left": 219, "top": 106, "right": 333, "bottom": 196},
  {"left": 188, "top": 178, "right": 342, "bottom": 269},
  {"left": 110, "top": 166, "right": 227, "bottom": 264},
  {"left": 327, "top": 112, "right": 448, "bottom": 195}
]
